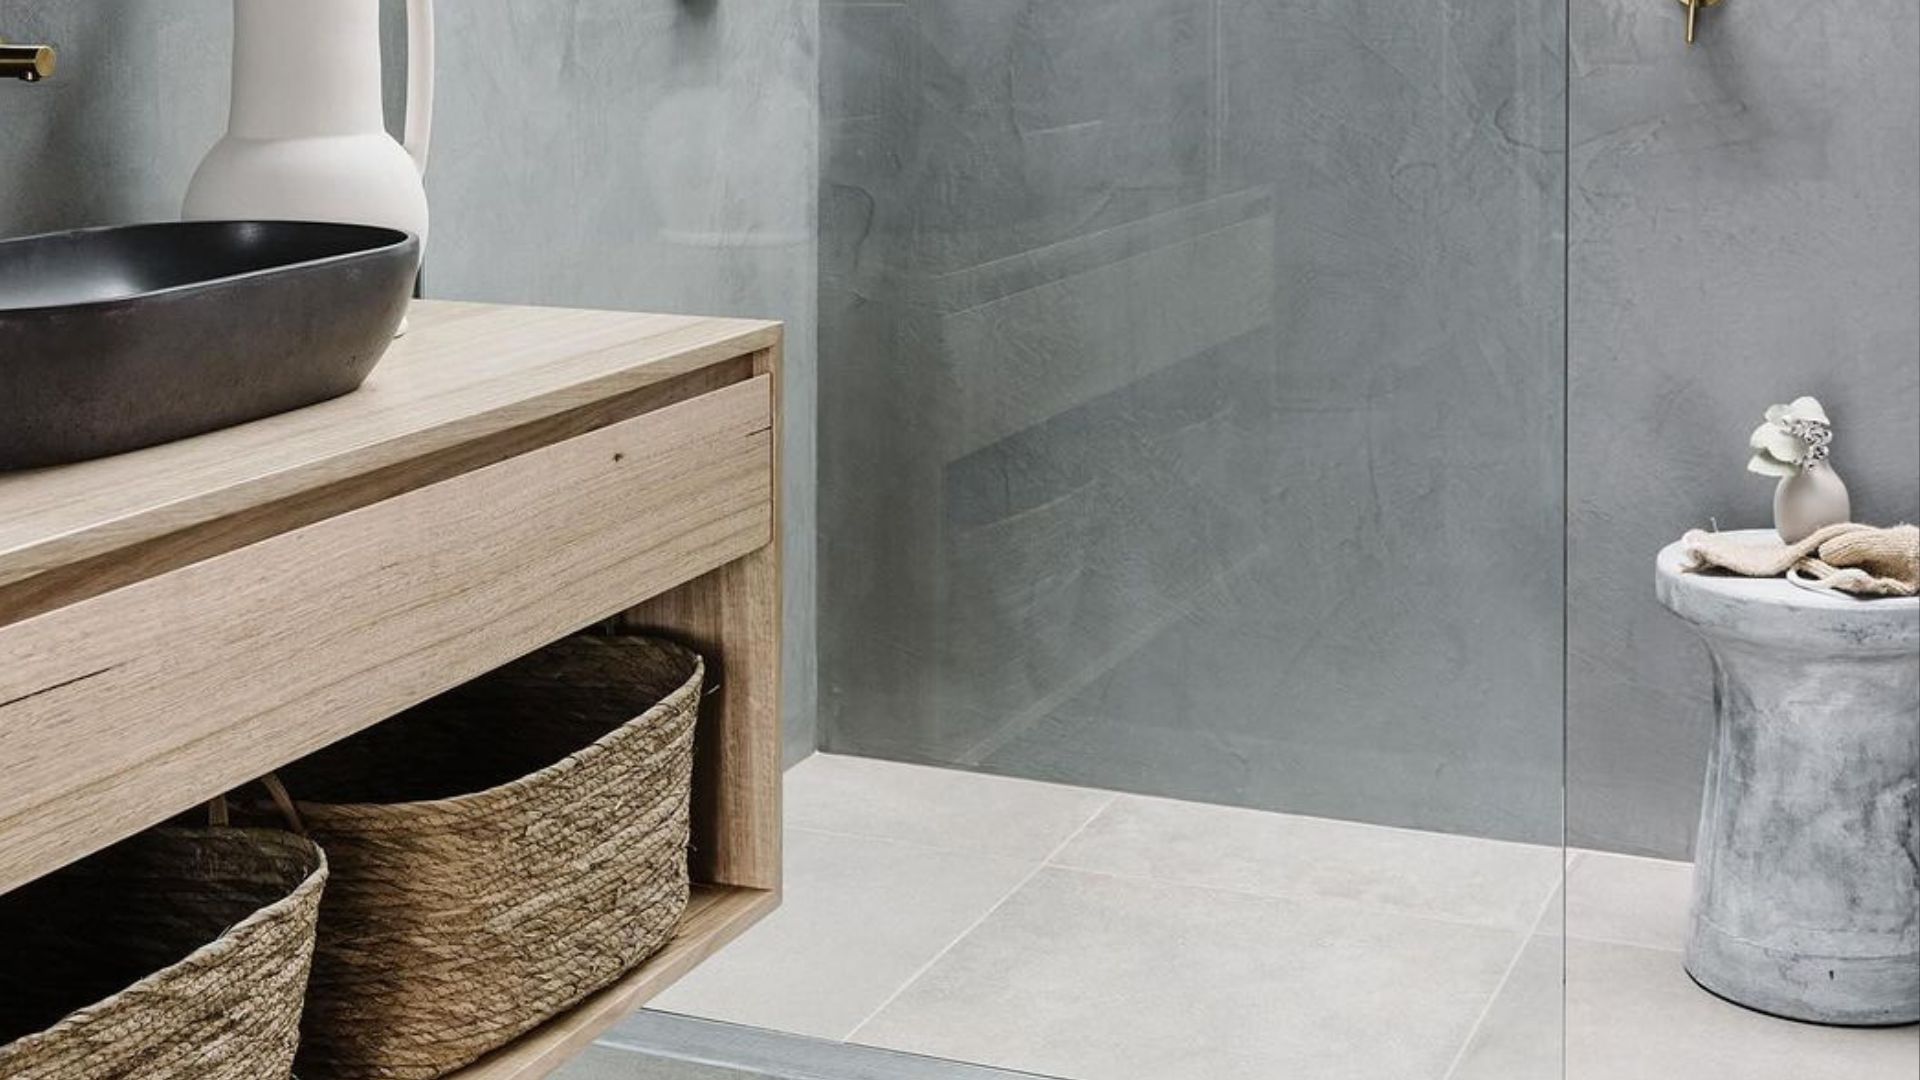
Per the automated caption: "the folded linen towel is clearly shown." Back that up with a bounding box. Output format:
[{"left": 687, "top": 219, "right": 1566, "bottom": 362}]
[{"left": 1680, "top": 523, "right": 1920, "bottom": 598}]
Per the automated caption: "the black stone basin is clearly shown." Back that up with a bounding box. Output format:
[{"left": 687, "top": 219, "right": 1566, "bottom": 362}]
[{"left": 0, "top": 221, "right": 419, "bottom": 469}]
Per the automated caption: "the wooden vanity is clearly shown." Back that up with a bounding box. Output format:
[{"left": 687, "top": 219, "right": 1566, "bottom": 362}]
[{"left": 0, "top": 300, "right": 783, "bottom": 1078}]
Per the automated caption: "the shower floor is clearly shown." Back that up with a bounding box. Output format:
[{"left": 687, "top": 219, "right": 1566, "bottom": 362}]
[{"left": 571, "top": 754, "right": 1916, "bottom": 1080}]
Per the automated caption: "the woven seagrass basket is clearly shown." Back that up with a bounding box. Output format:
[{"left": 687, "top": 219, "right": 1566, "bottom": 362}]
[
  {"left": 0, "top": 827, "right": 328, "bottom": 1080},
  {"left": 279, "top": 634, "right": 703, "bottom": 1080}
]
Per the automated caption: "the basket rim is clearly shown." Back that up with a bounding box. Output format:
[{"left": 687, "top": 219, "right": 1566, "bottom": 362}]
[
  {"left": 291, "top": 639, "right": 705, "bottom": 818},
  {"left": 0, "top": 827, "right": 328, "bottom": 1057}
]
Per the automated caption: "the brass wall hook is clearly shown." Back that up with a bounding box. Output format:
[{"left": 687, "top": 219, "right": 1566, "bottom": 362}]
[
  {"left": 1677, "top": 0, "right": 1726, "bottom": 46},
  {"left": 0, "top": 36, "right": 58, "bottom": 81}
]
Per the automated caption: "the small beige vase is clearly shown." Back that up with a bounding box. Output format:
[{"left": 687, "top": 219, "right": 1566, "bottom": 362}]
[{"left": 1774, "top": 464, "right": 1851, "bottom": 544}]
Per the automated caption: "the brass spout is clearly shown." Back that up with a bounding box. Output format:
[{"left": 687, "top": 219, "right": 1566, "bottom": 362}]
[
  {"left": 1676, "top": 0, "right": 1726, "bottom": 46},
  {"left": 0, "top": 38, "right": 57, "bottom": 82}
]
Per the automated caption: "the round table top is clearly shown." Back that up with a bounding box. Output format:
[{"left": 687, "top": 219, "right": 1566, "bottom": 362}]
[{"left": 1657, "top": 530, "right": 1918, "bottom": 651}]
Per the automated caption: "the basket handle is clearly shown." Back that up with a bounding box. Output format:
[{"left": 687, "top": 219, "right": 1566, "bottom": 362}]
[{"left": 205, "top": 772, "right": 307, "bottom": 836}]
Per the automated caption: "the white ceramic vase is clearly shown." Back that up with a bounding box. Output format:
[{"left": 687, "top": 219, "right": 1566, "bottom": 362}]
[
  {"left": 1774, "top": 464, "right": 1851, "bottom": 544},
  {"left": 184, "top": 0, "right": 433, "bottom": 249}
]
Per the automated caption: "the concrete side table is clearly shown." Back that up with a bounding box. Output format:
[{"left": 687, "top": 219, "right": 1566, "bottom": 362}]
[{"left": 1657, "top": 533, "right": 1919, "bottom": 1026}]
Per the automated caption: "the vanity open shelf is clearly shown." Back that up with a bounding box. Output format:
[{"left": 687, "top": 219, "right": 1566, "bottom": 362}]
[{"left": 0, "top": 300, "right": 783, "bottom": 1079}]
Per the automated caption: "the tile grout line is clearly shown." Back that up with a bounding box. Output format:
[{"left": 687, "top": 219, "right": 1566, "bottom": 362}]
[
  {"left": 838, "top": 792, "right": 1122, "bottom": 1045},
  {"left": 1559, "top": 848, "right": 1694, "bottom": 953},
  {"left": 1037, "top": 859, "right": 1561, "bottom": 937},
  {"left": 1041, "top": 795, "right": 1563, "bottom": 934},
  {"left": 810, "top": 755, "right": 1570, "bottom": 862},
  {"left": 1436, "top": 860, "right": 1568, "bottom": 1080},
  {"left": 1559, "top": 932, "right": 1684, "bottom": 955},
  {"left": 801, "top": 793, "right": 1567, "bottom": 934},
  {"left": 782, "top": 822, "right": 1078, "bottom": 863},
  {"left": 799, "top": 762, "right": 1571, "bottom": 927},
  {"left": 1571, "top": 847, "right": 1690, "bottom": 869}
]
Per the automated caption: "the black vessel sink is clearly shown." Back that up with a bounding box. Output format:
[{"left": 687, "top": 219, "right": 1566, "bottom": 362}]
[{"left": 0, "top": 221, "right": 418, "bottom": 469}]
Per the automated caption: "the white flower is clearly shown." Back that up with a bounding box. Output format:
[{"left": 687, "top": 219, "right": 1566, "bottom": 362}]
[
  {"left": 1764, "top": 396, "right": 1830, "bottom": 426},
  {"left": 1747, "top": 396, "right": 1831, "bottom": 478}
]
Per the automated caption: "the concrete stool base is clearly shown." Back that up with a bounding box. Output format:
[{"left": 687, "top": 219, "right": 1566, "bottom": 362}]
[{"left": 1658, "top": 535, "right": 1919, "bottom": 1027}]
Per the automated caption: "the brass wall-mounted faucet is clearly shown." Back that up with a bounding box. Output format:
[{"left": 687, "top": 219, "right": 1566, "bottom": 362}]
[
  {"left": 1677, "top": 0, "right": 1725, "bottom": 46},
  {"left": 0, "top": 37, "right": 57, "bottom": 82}
]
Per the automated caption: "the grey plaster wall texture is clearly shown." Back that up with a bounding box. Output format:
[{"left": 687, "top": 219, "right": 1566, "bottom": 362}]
[
  {"left": 411, "top": 0, "right": 820, "bottom": 767},
  {"left": 0, "top": 1, "right": 230, "bottom": 231},
  {"left": 818, "top": 0, "right": 1569, "bottom": 843},
  {"left": 0, "top": 0, "right": 820, "bottom": 766},
  {"left": 814, "top": 0, "right": 1918, "bottom": 856},
  {"left": 1568, "top": 0, "right": 1920, "bottom": 856}
]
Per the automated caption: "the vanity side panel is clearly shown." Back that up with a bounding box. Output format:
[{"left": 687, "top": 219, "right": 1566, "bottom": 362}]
[{"left": 621, "top": 345, "right": 784, "bottom": 894}]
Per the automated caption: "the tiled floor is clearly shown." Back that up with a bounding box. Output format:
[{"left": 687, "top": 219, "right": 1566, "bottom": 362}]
[{"left": 617, "top": 753, "right": 1917, "bottom": 1080}]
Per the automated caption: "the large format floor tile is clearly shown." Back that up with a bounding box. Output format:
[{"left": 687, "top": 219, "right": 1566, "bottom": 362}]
[
  {"left": 1563, "top": 850, "right": 1693, "bottom": 951},
  {"left": 648, "top": 829, "right": 1034, "bottom": 1040},
  {"left": 1447, "top": 935, "right": 1564, "bottom": 1080},
  {"left": 621, "top": 756, "right": 1915, "bottom": 1080},
  {"left": 851, "top": 867, "right": 1523, "bottom": 1080},
  {"left": 1564, "top": 939, "right": 1918, "bottom": 1080},
  {"left": 1452, "top": 922, "right": 1920, "bottom": 1080},
  {"left": 786, "top": 753, "right": 1115, "bottom": 861},
  {"left": 1052, "top": 794, "right": 1563, "bottom": 931}
]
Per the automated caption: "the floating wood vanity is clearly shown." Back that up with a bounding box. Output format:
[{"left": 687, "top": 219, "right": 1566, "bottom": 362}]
[{"left": 0, "top": 301, "right": 783, "bottom": 1079}]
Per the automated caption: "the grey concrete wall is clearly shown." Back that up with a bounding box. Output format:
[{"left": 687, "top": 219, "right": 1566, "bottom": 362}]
[
  {"left": 813, "top": 0, "right": 1918, "bottom": 855},
  {"left": 0, "top": 1, "right": 230, "bottom": 230},
  {"left": 0, "top": 0, "right": 819, "bottom": 765},
  {"left": 817, "top": 0, "right": 1568, "bottom": 844},
  {"left": 415, "top": 0, "right": 820, "bottom": 767},
  {"left": 1568, "top": 0, "right": 1920, "bottom": 856}
]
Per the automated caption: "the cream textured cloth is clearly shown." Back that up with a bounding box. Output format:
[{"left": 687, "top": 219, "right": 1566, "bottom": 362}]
[{"left": 1680, "top": 523, "right": 1920, "bottom": 598}]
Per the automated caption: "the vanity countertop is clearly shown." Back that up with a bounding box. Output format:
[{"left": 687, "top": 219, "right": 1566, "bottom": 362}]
[{"left": 0, "top": 299, "right": 779, "bottom": 623}]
